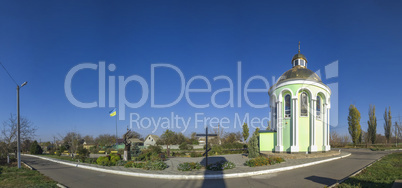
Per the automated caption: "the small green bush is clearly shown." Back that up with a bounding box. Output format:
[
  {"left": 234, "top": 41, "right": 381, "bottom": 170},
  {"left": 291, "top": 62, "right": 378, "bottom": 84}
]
[
  {"left": 177, "top": 162, "right": 202, "bottom": 171},
  {"left": 124, "top": 161, "right": 134, "bottom": 168},
  {"left": 96, "top": 156, "right": 111, "bottom": 166},
  {"left": 207, "top": 160, "right": 236, "bottom": 171},
  {"left": 148, "top": 145, "right": 162, "bottom": 154},
  {"left": 190, "top": 152, "right": 202, "bottom": 157},
  {"left": 142, "top": 161, "right": 168, "bottom": 170},
  {"left": 211, "top": 145, "right": 223, "bottom": 154},
  {"left": 110, "top": 154, "right": 121, "bottom": 165},
  {"left": 88, "top": 158, "right": 97, "bottom": 164}
]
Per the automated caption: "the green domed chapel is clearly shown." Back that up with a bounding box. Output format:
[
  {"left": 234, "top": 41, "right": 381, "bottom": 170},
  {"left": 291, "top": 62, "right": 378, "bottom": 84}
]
[{"left": 260, "top": 43, "right": 331, "bottom": 153}]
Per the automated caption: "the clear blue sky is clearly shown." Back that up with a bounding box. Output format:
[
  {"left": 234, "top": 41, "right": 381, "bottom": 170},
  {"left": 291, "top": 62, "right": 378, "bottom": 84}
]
[{"left": 0, "top": 1, "right": 401, "bottom": 142}]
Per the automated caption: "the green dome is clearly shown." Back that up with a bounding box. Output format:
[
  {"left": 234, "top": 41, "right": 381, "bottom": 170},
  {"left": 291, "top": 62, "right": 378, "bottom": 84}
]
[{"left": 277, "top": 65, "right": 321, "bottom": 84}]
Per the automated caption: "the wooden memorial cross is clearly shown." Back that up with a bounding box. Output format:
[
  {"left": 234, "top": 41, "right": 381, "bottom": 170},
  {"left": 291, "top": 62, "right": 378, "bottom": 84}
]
[{"left": 196, "top": 127, "right": 217, "bottom": 167}]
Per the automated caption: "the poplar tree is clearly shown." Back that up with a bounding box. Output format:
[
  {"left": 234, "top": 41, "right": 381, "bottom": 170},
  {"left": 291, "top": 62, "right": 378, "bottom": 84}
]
[
  {"left": 384, "top": 107, "right": 392, "bottom": 144},
  {"left": 348, "top": 104, "right": 361, "bottom": 145},
  {"left": 242, "top": 123, "right": 249, "bottom": 143},
  {"left": 367, "top": 105, "right": 377, "bottom": 144}
]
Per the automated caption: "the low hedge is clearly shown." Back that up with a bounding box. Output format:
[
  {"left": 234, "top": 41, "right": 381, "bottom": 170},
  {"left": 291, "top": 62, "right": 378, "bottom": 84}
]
[{"left": 244, "top": 156, "right": 285, "bottom": 167}]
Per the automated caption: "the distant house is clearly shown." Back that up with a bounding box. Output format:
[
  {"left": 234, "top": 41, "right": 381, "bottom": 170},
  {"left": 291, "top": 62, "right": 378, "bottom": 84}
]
[
  {"left": 83, "top": 141, "right": 96, "bottom": 150},
  {"left": 144, "top": 135, "right": 159, "bottom": 146},
  {"left": 198, "top": 136, "right": 216, "bottom": 145},
  {"left": 128, "top": 138, "right": 144, "bottom": 145}
]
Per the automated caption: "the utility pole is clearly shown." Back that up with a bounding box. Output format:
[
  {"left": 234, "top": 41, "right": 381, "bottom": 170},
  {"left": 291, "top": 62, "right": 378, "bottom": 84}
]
[
  {"left": 16, "top": 81, "right": 27, "bottom": 169},
  {"left": 17, "top": 84, "right": 21, "bottom": 169},
  {"left": 1, "top": 62, "right": 27, "bottom": 169}
]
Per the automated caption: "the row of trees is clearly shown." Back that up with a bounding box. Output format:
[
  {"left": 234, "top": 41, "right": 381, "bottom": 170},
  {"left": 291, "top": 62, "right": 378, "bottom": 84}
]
[{"left": 348, "top": 104, "right": 401, "bottom": 145}]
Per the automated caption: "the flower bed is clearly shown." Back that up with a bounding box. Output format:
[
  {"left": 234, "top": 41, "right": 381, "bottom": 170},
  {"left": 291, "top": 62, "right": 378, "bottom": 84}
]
[
  {"left": 124, "top": 161, "right": 167, "bottom": 170},
  {"left": 207, "top": 160, "right": 236, "bottom": 171},
  {"left": 244, "top": 156, "right": 285, "bottom": 167},
  {"left": 177, "top": 162, "right": 202, "bottom": 171}
]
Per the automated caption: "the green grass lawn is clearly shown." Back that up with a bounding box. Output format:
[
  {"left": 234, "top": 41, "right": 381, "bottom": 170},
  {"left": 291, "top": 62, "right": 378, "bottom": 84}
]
[
  {"left": 338, "top": 152, "right": 402, "bottom": 188},
  {"left": 0, "top": 163, "right": 58, "bottom": 188}
]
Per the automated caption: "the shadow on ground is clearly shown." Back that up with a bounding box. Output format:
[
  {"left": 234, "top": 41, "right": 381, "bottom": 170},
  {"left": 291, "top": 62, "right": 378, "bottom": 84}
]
[
  {"left": 305, "top": 175, "right": 337, "bottom": 186},
  {"left": 200, "top": 156, "right": 227, "bottom": 188}
]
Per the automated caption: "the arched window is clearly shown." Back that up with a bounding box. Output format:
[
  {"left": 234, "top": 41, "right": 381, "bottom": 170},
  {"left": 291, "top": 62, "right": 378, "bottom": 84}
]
[
  {"left": 284, "top": 95, "right": 291, "bottom": 118},
  {"left": 316, "top": 96, "right": 321, "bottom": 119},
  {"left": 300, "top": 92, "right": 308, "bottom": 116}
]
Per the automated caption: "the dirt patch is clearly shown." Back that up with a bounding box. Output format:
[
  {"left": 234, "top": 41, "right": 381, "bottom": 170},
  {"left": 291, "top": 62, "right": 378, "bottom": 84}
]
[{"left": 260, "top": 150, "right": 341, "bottom": 159}]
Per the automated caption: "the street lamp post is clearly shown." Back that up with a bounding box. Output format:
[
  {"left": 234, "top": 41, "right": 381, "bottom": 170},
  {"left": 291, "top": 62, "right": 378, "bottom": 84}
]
[{"left": 17, "top": 81, "right": 27, "bottom": 169}]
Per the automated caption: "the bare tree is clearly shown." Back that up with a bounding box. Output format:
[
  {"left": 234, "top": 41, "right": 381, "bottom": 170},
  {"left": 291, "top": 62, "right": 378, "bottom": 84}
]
[
  {"left": 95, "top": 134, "right": 116, "bottom": 147},
  {"left": 212, "top": 125, "right": 225, "bottom": 145},
  {"left": 83, "top": 135, "right": 95, "bottom": 143},
  {"left": 61, "top": 131, "right": 82, "bottom": 154},
  {"left": 1, "top": 114, "right": 37, "bottom": 154}
]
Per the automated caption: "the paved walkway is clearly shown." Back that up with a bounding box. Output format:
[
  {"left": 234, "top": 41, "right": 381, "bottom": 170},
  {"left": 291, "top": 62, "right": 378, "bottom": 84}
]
[
  {"left": 23, "top": 149, "right": 393, "bottom": 188},
  {"left": 25, "top": 150, "right": 348, "bottom": 176}
]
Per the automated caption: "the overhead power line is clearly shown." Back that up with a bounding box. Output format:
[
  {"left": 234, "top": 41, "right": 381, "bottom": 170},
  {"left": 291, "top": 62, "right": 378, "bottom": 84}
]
[{"left": 0, "top": 61, "right": 18, "bottom": 85}]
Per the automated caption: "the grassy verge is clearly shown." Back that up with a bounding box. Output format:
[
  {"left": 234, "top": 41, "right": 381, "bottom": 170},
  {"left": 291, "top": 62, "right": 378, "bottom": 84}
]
[
  {"left": 337, "top": 152, "right": 402, "bottom": 188},
  {"left": 0, "top": 163, "right": 58, "bottom": 188}
]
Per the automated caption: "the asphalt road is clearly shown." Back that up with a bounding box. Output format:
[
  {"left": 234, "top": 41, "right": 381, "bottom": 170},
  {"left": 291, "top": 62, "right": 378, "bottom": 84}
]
[{"left": 22, "top": 149, "right": 392, "bottom": 188}]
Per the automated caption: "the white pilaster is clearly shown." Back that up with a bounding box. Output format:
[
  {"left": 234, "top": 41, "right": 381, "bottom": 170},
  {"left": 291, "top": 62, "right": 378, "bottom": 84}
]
[
  {"left": 325, "top": 107, "right": 331, "bottom": 151},
  {"left": 275, "top": 101, "right": 283, "bottom": 152},
  {"left": 310, "top": 99, "right": 317, "bottom": 152},
  {"left": 290, "top": 98, "right": 299, "bottom": 153}
]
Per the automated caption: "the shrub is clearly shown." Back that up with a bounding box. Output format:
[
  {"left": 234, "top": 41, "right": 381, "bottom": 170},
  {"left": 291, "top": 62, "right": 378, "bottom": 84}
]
[
  {"left": 96, "top": 156, "right": 111, "bottom": 166},
  {"left": 244, "top": 156, "right": 285, "bottom": 167},
  {"left": 110, "top": 154, "right": 121, "bottom": 165},
  {"left": 248, "top": 134, "right": 259, "bottom": 158},
  {"left": 132, "top": 162, "right": 145, "bottom": 168},
  {"left": 211, "top": 145, "right": 223, "bottom": 155},
  {"left": 245, "top": 156, "right": 269, "bottom": 167},
  {"left": 269, "top": 156, "right": 285, "bottom": 165},
  {"left": 190, "top": 152, "right": 202, "bottom": 157},
  {"left": 56, "top": 150, "right": 62, "bottom": 157},
  {"left": 148, "top": 145, "right": 162, "bottom": 154},
  {"left": 177, "top": 162, "right": 202, "bottom": 171},
  {"left": 142, "top": 161, "right": 168, "bottom": 170},
  {"left": 179, "top": 142, "right": 193, "bottom": 150},
  {"left": 150, "top": 153, "right": 162, "bottom": 161},
  {"left": 30, "top": 141, "right": 43, "bottom": 154},
  {"left": 76, "top": 146, "right": 89, "bottom": 162},
  {"left": 88, "top": 158, "right": 97, "bottom": 164},
  {"left": 137, "top": 150, "right": 152, "bottom": 161},
  {"left": 124, "top": 161, "right": 134, "bottom": 168},
  {"left": 207, "top": 160, "right": 236, "bottom": 171},
  {"left": 115, "top": 160, "right": 127, "bottom": 166}
]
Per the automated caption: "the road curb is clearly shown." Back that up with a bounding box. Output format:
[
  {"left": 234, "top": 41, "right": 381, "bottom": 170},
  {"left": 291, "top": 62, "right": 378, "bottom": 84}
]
[
  {"left": 21, "top": 161, "right": 35, "bottom": 170},
  {"left": 23, "top": 153, "right": 351, "bottom": 180}
]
